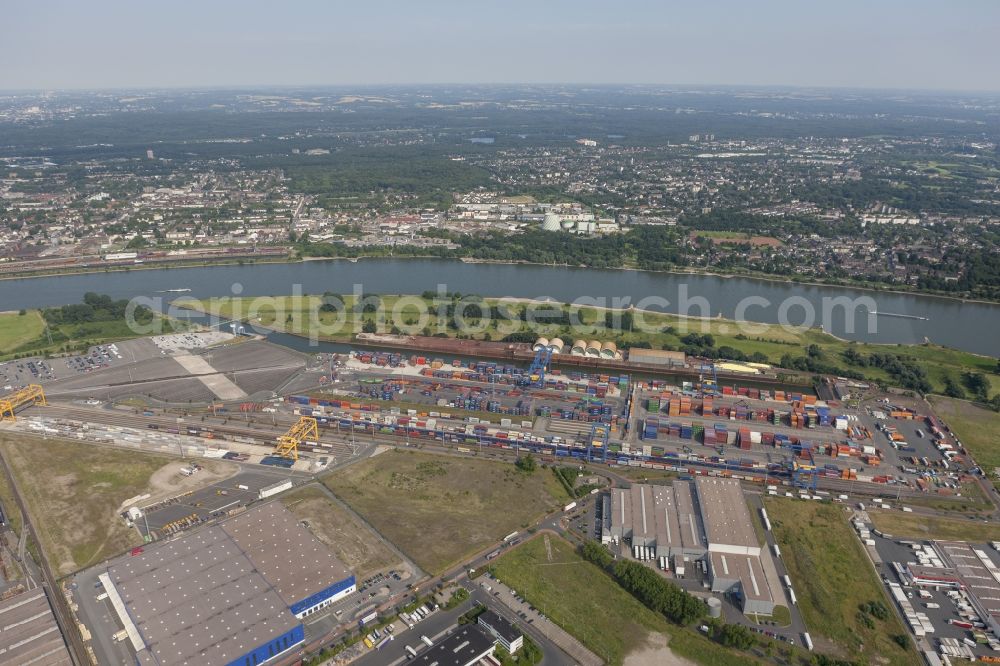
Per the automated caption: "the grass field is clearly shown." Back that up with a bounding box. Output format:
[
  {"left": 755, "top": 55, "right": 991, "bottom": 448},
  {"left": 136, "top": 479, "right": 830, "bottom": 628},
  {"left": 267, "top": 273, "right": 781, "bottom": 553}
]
[
  {"left": 0, "top": 310, "right": 46, "bottom": 355},
  {"left": 491, "top": 534, "right": 760, "bottom": 666},
  {"left": 0, "top": 465, "right": 22, "bottom": 538},
  {"left": 180, "top": 293, "right": 1000, "bottom": 397},
  {"left": 929, "top": 395, "right": 1000, "bottom": 480},
  {"left": 0, "top": 434, "right": 175, "bottom": 575},
  {"left": 868, "top": 510, "right": 1000, "bottom": 542},
  {"left": 323, "top": 449, "right": 565, "bottom": 574},
  {"left": 764, "top": 497, "right": 916, "bottom": 665},
  {"left": 0, "top": 311, "right": 184, "bottom": 361},
  {"left": 281, "top": 485, "right": 402, "bottom": 578}
]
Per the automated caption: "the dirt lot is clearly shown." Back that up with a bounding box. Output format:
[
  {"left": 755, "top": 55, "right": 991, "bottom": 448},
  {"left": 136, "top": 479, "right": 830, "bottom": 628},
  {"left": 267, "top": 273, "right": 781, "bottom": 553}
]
[
  {"left": 324, "top": 449, "right": 564, "bottom": 574},
  {"left": 281, "top": 485, "right": 403, "bottom": 578},
  {"left": 0, "top": 433, "right": 224, "bottom": 575}
]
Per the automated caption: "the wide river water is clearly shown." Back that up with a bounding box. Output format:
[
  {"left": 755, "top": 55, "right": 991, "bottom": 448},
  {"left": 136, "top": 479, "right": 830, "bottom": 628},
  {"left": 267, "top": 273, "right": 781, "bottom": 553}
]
[{"left": 0, "top": 259, "right": 996, "bottom": 357}]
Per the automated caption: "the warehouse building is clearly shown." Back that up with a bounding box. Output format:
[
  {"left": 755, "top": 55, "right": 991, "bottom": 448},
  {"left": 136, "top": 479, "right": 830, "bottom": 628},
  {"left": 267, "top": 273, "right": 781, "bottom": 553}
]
[
  {"left": 626, "top": 348, "right": 686, "bottom": 367},
  {"left": 603, "top": 477, "right": 774, "bottom": 615},
  {"left": 0, "top": 588, "right": 73, "bottom": 666},
  {"left": 98, "top": 503, "right": 356, "bottom": 666}
]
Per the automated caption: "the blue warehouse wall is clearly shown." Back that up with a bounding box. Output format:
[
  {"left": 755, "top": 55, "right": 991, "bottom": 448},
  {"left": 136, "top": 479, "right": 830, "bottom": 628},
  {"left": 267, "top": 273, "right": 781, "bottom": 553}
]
[
  {"left": 225, "top": 624, "right": 304, "bottom": 666},
  {"left": 289, "top": 575, "right": 356, "bottom": 616}
]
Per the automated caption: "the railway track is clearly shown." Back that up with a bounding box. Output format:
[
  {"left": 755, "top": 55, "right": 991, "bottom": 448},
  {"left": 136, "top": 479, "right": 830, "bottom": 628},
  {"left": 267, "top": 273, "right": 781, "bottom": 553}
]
[
  {"left": 39, "top": 403, "right": 359, "bottom": 458},
  {"left": 31, "top": 403, "right": 972, "bottom": 505}
]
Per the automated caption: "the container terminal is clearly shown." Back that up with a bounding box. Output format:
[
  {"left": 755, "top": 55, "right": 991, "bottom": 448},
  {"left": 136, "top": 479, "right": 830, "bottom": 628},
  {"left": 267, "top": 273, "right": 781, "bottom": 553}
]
[{"left": 0, "top": 331, "right": 974, "bottom": 503}]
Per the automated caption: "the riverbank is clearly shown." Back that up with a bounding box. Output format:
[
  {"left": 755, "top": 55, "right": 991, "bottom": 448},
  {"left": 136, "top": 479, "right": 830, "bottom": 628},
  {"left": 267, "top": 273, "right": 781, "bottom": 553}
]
[
  {"left": 174, "top": 292, "right": 1000, "bottom": 399},
  {"left": 459, "top": 256, "right": 1000, "bottom": 306},
  {"left": 4, "top": 250, "right": 997, "bottom": 307},
  {"left": 1, "top": 257, "right": 998, "bottom": 357},
  {"left": 0, "top": 256, "right": 291, "bottom": 282}
]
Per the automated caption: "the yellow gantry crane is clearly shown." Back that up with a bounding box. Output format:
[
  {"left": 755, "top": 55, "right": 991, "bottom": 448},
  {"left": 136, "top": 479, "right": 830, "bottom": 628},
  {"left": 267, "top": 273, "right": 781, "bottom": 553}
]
[
  {"left": 0, "top": 384, "right": 46, "bottom": 422},
  {"left": 273, "top": 416, "right": 318, "bottom": 461}
]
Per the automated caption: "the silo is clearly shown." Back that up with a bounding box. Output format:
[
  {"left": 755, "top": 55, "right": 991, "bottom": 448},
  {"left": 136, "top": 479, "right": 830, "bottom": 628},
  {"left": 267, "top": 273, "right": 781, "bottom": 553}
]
[
  {"left": 571, "top": 340, "right": 587, "bottom": 356},
  {"left": 601, "top": 341, "right": 618, "bottom": 359},
  {"left": 586, "top": 340, "right": 602, "bottom": 357},
  {"left": 548, "top": 337, "right": 565, "bottom": 354},
  {"left": 707, "top": 597, "right": 722, "bottom": 618},
  {"left": 533, "top": 337, "right": 549, "bottom": 352}
]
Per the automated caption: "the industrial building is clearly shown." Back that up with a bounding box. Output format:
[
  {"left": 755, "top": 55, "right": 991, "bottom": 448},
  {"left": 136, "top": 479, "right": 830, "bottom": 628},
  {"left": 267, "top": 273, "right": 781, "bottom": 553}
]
[
  {"left": 477, "top": 610, "right": 523, "bottom": 653},
  {"left": 97, "top": 502, "right": 356, "bottom": 666},
  {"left": 625, "top": 348, "right": 686, "bottom": 367},
  {"left": 410, "top": 624, "right": 497, "bottom": 666},
  {"left": 0, "top": 589, "right": 72, "bottom": 666},
  {"left": 602, "top": 477, "right": 775, "bottom": 615}
]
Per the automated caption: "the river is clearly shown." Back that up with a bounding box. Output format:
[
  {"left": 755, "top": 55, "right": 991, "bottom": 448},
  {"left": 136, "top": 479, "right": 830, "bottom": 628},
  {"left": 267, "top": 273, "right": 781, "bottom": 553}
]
[{"left": 0, "top": 259, "right": 996, "bottom": 357}]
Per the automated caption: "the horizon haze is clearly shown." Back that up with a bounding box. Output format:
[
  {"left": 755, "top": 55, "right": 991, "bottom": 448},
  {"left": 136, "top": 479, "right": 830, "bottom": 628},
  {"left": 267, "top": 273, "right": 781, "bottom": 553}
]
[{"left": 3, "top": 0, "right": 1000, "bottom": 92}]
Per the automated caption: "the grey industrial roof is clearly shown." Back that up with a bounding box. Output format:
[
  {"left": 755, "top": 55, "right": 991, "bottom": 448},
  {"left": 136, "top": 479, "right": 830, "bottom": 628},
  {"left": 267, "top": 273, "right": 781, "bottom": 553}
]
[
  {"left": 694, "top": 477, "right": 759, "bottom": 549},
  {"left": 0, "top": 589, "right": 72, "bottom": 666},
  {"left": 478, "top": 610, "right": 521, "bottom": 643},
  {"left": 107, "top": 527, "right": 296, "bottom": 666},
  {"left": 610, "top": 482, "right": 705, "bottom": 551},
  {"left": 672, "top": 481, "right": 705, "bottom": 550},
  {"left": 411, "top": 625, "right": 495, "bottom": 666},
  {"left": 104, "top": 502, "right": 350, "bottom": 666},
  {"left": 222, "top": 501, "right": 352, "bottom": 607},
  {"left": 708, "top": 551, "right": 773, "bottom": 603}
]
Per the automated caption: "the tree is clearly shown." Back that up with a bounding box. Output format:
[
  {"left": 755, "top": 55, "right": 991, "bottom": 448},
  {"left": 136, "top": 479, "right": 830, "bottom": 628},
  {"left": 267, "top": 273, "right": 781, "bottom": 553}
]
[
  {"left": 579, "top": 541, "right": 614, "bottom": 569},
  {"left": 962, "top": 372, "right": 991, "bottom": 402},
  {"left": 515, "top": 454, "right": 536, "bottom": 473},
  {"left": 716, "top": 623, "right": 754, "bottom": 650},
  {"left": 361, "top": 320, "right": 377, "bottom": 334}
]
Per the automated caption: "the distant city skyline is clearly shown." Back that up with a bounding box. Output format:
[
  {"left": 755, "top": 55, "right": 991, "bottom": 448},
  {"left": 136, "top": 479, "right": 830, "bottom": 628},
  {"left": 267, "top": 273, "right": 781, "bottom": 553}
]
[{"left": 3, "top": 0, "right": 999, "bottom": 92}]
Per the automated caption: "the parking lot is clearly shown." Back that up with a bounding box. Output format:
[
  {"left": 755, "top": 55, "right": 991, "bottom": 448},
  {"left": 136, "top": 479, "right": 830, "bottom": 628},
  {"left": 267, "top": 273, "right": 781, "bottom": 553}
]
[{"left": 867, "top": 523, "right": 1000, "bottom": 659}]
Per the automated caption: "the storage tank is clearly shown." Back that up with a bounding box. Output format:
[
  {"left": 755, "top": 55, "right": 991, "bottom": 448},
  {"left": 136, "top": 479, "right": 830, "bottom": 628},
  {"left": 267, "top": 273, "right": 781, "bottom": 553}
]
[
  {"left": 707, "top": 597, "right": 722, "bottom": 618},
  {"left": 532, "top": 337, "right": 549, "bottom": 352},
  {"left": 561, "top": 218, "right": 576, "bottom": 231},
  {"left": 548, "top": 337, "right": 565, "bottom": 354},
  {"left": 586, "top": 340, "right": 602, "bottom": 357},
  {"left": 600, "top": 341, "right": 618, "bottom": 358},
  {"left": 571, "top": 339, "right": 587, "bottom": 356},
  {"left": 542, "top": 213, "right": 562, "bottom": 232}
]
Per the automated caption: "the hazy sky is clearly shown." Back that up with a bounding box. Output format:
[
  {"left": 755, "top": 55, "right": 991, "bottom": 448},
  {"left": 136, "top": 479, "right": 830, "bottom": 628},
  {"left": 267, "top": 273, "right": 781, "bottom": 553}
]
[{"left": 3, "top": 0, "right": 999, "bottom": 91}]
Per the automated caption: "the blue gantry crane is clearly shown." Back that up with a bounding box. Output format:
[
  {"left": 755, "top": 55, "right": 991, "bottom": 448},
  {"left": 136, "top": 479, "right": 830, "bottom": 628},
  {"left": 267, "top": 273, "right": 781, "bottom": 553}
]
[
  {"left": 699, "top": 363, "right": 720, "bottom": 395},
  {"left": 588, "top": 422, "right": 611, "bottom": 463},
  {"left": 523, "top": 346, "right": 553, "bottom": 387}
]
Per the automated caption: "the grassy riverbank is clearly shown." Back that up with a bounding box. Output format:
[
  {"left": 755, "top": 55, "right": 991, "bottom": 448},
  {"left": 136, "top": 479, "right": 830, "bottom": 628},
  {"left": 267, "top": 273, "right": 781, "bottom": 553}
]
[{"left": 177, "top": 293, "right": 1000, "bottom": 398}]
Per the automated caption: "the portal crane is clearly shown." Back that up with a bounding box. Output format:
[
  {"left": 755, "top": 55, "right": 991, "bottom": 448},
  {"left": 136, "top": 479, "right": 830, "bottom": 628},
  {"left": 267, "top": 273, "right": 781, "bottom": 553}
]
[
  {"left": 523, "top": 347, "right": 553, "bottom": 388},
  {"left": 588, "top": 422, "right": 611, "bottom": 463},
  {"left": 273, "top": 416, "right": 318, "bottom": 461},
  {"left": 0, "top": 384, "right": 46, "bottom": 422}
]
